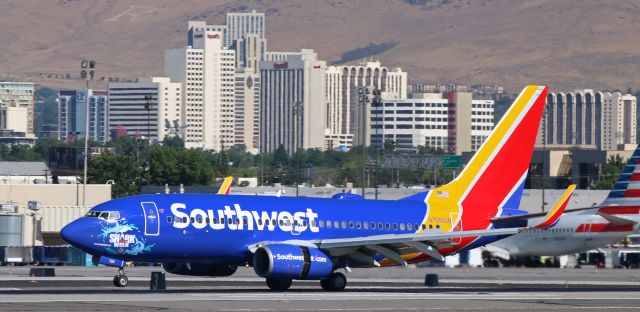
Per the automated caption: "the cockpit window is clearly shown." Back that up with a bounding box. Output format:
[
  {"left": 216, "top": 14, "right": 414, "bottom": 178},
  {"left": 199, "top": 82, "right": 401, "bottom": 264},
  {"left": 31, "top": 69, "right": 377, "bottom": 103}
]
[
  {"left": 85, "top": 211, "right": 101, "bottom": 218},
  {"left": 109, "top": 211, "right": 120, "bottom": 220},
  {"left": 85, "top": 211, "right": 120, "bottom": 221}
]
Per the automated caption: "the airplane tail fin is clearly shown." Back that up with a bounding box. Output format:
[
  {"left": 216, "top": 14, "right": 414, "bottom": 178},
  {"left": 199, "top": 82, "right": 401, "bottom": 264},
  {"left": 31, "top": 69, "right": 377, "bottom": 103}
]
[
  {"left": 427, "top": 85, "right": 548, "bottom": 231},
  {"left": 217, "top": 176, "right": 233, "bottom": 195},
  {"left": 532, "top": 184, "right": 575, "bottom": 229},
  {"left": 599, "top": 145, "right": 640, "bottom": 214}
]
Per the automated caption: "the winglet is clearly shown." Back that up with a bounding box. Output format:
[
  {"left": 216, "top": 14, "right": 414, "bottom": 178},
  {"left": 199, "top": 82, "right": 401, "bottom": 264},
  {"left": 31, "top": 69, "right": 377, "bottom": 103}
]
[
  {"left": 530, "top": 184, "right": 576, "bottom": 230},
  {"left": 217, "top": 176, "right": 233, "bottom": 195}
]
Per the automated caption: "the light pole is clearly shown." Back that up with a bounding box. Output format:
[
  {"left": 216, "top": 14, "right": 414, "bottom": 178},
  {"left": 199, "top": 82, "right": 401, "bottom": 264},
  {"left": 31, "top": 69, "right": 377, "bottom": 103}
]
[
  {"left": 293, "top": 102, "right": 303, "bottom": 196},
  {"left": 145, "top": 94, "right": 153, "bottom": 192},
  {"left": 80, "top": 60, "right": 95, "bottom": 207}
]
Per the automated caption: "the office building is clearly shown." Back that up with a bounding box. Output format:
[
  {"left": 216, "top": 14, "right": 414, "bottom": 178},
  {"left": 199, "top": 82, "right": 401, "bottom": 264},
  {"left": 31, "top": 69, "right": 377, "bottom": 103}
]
[
  {"left": 165, "top": 30, "right": 236, "bottom": 150},
  {"left": 372, "top": 93, "right": 494, "bottom": 153},
  {"left": 325, "top": 62, "right": 407, "bottom": 148},
  {"left": 259, "top": 49, "right": 327, "bottom": 153},
  {"left": 57, "top": 90, "right": 109, "bottom": 143},
  {"left": 108, "top": 77, "right": 182, "bottom": 142},
  {"left": 0, "top": 82, "right": 35, "bottom": 136},
  {"left": 538, "top": 90, "right": 637, "bottom": 151}
]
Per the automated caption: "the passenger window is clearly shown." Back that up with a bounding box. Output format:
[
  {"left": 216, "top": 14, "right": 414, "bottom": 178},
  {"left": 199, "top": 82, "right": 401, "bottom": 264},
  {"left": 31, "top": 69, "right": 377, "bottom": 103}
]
[
  {"left": 286, "top": 220, "right": 291, "bottom": 226},
  {"left": 213, "top": 218, "right": 218, "bottom": 224},
  {"left": 318, "top": 220, "right": 323, "bottom": 227},
  {"left": 341, "top": 221, "right": 347, "bottom": 228},
  {"left": 429, "top": 224, "right": 433, "bottom": 229},
  {"left": 371, "top": 222, "right": 376, "bottom": 229},
  {"left": 257, "top": 219, "right": 262, "bottom": 226},
  {"left": 414, "top": 224, "right": 419, "bottom": 230},
  {"left": 378, "top": 222, "right": 383, "bottom": 229},
  {"left": 191, "top": 217, "right": 195, "bottom": 223},
  {"left": 408, "top": 223, "right": 413, "bottom": 230},
  {"left": 326, "top": 221, "right": 331, "bottom": 228},
  {"left": 400, "top": 223, "right": 405, "bottom": 230},
  {"left": 393, "top": 223, "right": 398, "bottom": 230},
  {"left": 167, "top": 216, "right": 172, "bottom": 223},
  {"left": 436, "top": 224, "right": 440, "bottom": 229},
  {"left": 356, "top": 222, "right": 361, "bottom": 229},
  {"left": 363, "top": 222, "right": 368, "bottom": 229},
  {"left": 349, "top": 221, "right": 354, "bottom": 229},
  {"left": 335, "top": 221, "right": 340, "bottom": 228},
  {"left": 385, "top": 223, "right": 390, "bottom": 230},
  {"left": 422, "top": 224, "right": 426, "bottom": 230},
  {"left": 279, "top": 219, "right": 284, "bottom": 226}
]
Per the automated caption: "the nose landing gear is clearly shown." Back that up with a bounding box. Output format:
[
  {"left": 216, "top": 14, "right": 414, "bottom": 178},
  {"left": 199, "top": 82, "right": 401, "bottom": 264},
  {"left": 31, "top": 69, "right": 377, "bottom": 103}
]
[{"left": 113, "top": 267, "right": 129, "bottom": 287}]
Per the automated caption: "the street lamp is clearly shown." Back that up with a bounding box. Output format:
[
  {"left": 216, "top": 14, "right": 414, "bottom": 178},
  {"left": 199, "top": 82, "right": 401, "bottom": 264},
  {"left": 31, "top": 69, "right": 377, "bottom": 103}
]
[
  {"left": 293, "top": 102, "right": 303, "bottom": 196},
  {"left": 80, "top": 59, "right": 95, "bottom": 207},
  {"left": 145, "top": 94, "right": 153, "bottom": 192}
]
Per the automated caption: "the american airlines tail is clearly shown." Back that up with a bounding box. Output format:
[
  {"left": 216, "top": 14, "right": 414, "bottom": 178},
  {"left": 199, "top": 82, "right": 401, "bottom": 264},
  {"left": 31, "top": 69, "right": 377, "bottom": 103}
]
[
  {"left": 599, "top": 146, "right": 640, "bottom": 215},
  {"left": 422, "top": 85, "right": 549, "bottom": 235}
]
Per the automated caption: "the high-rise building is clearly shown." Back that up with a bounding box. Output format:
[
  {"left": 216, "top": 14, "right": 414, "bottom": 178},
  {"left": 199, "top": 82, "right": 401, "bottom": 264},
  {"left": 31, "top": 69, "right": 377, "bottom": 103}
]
[
  {"left": 226, "top": 11, "right": 266, "bottom": 44},
  {"left": 372, "top": 93, "right": 493, "bottom": 153},
  {"left": 325, "top": 62, "right": 407, "bottom": 148},
  {"left": 0, "top": 82, "right": 35, "bottom": 135},
  {"left": 538, "top": 90, "right": 637, "bottom": 151},
  {"left": 259, "top": 49, "right": 327, "bottom": 153},
  {"left": 471, "top": 99, "right": 495, "bottom": 151},
  {"left": 58, "top": 89, "right": 109, "bottom": 143},
  {"left": 165, "top": 30, "right": 236, "bottom": 150},
  {"left": 108, "top": 77, "right": 182, "bottom": 142},
  {"left": 234, "top": 67, "right": 260, "bottom": 153}
]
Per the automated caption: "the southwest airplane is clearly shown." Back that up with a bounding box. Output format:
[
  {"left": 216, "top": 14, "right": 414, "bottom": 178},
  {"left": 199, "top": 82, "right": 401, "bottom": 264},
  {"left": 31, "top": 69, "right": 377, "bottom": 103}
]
[
  {"left": 62, "top": 85, "right": 567, "bottom": 291},
  {"left": 486, "top": 145, "right": 640, "bottom": 259}
]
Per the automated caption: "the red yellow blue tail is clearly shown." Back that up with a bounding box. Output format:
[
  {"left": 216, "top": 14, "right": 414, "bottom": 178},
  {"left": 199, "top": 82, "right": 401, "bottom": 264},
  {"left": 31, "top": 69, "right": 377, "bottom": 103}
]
[{"left": 421, "top": 85, "right": 549, "bottom": 235}]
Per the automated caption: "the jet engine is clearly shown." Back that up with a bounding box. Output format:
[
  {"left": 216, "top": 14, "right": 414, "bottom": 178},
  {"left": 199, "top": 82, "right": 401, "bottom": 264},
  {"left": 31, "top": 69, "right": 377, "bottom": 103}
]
[
  {"left": 162, "top": 262, "right": 237, "bottom": 277},
  {"left": 253, "top": 244, "right": 333, "bottom": 280}
]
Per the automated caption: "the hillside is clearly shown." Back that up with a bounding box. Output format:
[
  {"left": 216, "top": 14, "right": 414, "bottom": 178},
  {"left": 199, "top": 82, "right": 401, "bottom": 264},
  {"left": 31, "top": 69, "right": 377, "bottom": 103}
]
[{"left": 2, "top": 0, "right": 640, "bottom": 92}]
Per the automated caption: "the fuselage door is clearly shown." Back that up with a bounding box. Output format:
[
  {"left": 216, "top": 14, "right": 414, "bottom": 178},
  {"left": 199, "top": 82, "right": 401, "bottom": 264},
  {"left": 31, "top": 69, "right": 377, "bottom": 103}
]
[{"left": 141, "top": 202, "right": 160, "bottom": 236}]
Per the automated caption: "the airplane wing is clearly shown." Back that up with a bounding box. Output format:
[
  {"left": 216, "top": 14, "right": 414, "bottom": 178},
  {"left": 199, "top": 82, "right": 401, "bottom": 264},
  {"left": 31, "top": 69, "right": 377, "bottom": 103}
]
[
  {"left": 491, "top": 184, "right": 577, "bottom": 225},
  {"left": 248, "top": 196, "right": 569, "bottom": 266},
  {"left": 217, "top": 176, "right": 233, "bottom": 195}
]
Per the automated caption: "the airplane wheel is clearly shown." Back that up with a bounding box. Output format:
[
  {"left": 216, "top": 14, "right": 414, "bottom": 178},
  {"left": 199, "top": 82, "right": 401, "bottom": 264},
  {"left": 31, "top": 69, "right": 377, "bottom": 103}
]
[
  {"left": 265, "top": 277, "right": 292, "bottom": 291},
  {"left": 322, "top": 272, "right": 346, "bottom": 291},
  {"left": 113, "top": 275, "right": 129, "bottom": 287}
]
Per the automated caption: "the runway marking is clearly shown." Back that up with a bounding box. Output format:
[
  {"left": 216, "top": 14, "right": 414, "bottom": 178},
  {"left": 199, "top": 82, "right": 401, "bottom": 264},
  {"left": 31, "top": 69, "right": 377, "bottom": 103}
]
[{"left": 1, "top": 276, "right": 639, "bottom": 286}]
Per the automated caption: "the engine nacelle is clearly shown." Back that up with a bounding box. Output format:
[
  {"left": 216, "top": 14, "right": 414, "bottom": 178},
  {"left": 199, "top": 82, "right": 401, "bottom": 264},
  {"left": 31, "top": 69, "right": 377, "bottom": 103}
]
[
  {"left": 253, "top": 244, "right": 333, "bottom": 280},
  {"left": 162, "top": 262, "right": 237, "bottom": 277}
]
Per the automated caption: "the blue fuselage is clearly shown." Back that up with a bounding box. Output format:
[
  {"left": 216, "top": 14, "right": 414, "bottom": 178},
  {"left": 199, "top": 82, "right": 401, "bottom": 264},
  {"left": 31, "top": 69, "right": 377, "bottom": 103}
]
[{"left": 63, "top": 193, "right": 432, "bottom": 265}]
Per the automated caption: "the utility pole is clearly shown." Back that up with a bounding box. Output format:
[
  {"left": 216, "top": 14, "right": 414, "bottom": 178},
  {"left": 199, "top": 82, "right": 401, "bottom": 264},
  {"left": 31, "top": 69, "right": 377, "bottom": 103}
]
[
  {"left": 145, "top": 94, "right": 153, "bottom": 192},
  {"left": 80, "top": 60, "right": 95, "bottom": 207}
]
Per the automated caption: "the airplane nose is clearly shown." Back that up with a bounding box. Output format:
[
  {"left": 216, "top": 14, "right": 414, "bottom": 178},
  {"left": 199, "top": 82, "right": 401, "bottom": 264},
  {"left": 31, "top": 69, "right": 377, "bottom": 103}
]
[{"left": 61, "top": 219, "right": 85, "bottom": 248}]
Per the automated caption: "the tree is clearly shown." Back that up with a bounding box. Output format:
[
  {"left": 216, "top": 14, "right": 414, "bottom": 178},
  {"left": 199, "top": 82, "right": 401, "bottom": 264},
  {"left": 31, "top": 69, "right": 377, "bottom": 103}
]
[
  {"left": 88, "top": 151, "right": 141, "bottom": 198},
  {"left": 594, "top": 155, "right": 625, "bottom": 189},
  {"left": 162, "top": 136, "right": 184, "bottom": 150}
]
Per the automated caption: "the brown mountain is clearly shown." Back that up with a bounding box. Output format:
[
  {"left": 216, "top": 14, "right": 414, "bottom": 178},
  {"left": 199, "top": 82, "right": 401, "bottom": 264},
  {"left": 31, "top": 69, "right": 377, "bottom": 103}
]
[{"left": 2, "top": 0, "right": 640, "bottom": 92}]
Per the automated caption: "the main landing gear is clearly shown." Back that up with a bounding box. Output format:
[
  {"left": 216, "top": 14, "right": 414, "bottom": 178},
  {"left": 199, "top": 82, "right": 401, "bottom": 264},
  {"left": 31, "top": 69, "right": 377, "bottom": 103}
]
[
  {"left": 266, "top": 277, "right": 292, "bottom": 291},
  {"left": 113, "top": 267, "right": 129, "bottom": 287},
  {"left": 320, "top": 272, "right": 347, "bottom": 291},
  {"left": 264, "top": 272, "right": 347, "bottom": 291}
]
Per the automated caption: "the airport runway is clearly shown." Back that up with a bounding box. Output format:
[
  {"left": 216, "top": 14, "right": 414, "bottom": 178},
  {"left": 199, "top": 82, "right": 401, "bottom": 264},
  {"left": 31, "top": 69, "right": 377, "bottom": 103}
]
[{"left": 0, "top": 266, "right": 639, "bottom": 311}]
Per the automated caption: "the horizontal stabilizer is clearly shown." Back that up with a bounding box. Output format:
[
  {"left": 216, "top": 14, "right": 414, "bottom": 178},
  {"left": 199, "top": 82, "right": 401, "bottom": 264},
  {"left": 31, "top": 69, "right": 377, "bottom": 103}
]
[{"left": 597, "top": 212, "right": 638, "bottom": 226}]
